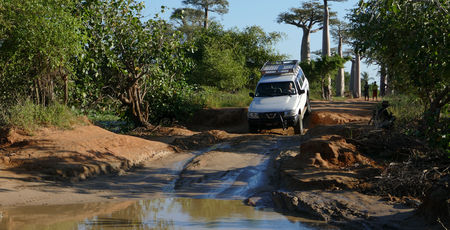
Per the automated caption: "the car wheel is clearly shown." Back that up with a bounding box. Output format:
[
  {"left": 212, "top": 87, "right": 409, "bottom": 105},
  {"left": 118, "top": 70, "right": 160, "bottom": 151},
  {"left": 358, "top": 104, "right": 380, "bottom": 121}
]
[{"left": 294, "top": 116, "right": 303, "bottom": 135}]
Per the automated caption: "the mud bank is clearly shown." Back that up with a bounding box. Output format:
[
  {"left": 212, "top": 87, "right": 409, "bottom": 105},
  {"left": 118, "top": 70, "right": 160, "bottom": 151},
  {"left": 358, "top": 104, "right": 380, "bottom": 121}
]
[
  {"left": 0, "top": 125, "right": 174, "bottom": 181},
  {"left": 272, "top": 105, "right": 448, "bottom": 229}
]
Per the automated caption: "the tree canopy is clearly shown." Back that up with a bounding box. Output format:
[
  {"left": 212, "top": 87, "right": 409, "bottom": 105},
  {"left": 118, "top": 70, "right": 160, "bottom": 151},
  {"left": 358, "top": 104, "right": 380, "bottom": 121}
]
[
  {"left": 182, "top": 0, "right": 229, "bottom": 29},
  {"left": 0, "top": 0, "right": 83, "bottom": 105},
  {"left": 348, "top": 0, "right": 449, "bottom": 119},
  {"left": 277, "top": 0, "right": 328, "bottom": 62}
]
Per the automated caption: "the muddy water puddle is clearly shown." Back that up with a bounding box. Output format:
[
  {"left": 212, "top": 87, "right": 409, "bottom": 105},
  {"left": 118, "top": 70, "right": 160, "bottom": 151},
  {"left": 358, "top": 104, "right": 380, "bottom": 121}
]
[
  {"left": 0, "top": 137, "right": 330, "bottom": 229},
  {"left": 0, "top": 198, "right": 327, "bottom": 230}
]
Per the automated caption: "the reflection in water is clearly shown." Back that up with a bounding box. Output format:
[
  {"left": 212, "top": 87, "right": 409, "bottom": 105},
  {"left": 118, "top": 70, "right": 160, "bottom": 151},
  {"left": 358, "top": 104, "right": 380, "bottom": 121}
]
[{"left": 1, "top": 198, "right": 321, "bottom": 230}]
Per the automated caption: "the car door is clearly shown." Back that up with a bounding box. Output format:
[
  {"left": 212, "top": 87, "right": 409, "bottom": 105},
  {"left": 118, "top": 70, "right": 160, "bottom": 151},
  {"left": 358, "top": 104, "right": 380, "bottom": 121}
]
[{"left": 296, "top": 72, "right": 307, "bottom": 116}]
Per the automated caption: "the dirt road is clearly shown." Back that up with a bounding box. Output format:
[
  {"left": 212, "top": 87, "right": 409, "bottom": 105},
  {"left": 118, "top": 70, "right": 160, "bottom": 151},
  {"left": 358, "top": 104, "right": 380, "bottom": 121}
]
[
  {"left": 0, "top": 99, "right": 441, "bottom": 229},
  {"left": 0, "top": 133, "right": 299, "bottom": 206}
]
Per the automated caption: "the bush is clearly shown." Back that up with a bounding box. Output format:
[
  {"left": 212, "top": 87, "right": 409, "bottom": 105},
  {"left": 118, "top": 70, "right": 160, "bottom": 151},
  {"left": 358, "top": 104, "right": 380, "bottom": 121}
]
[
  {"left": 383, "top": 94, "right": 449, "bottom": 152},
  {"left": 3, "top": 101, "right": 84, "bottom": 131},
  {"left": 193, "top": 86, "right": 253, "bottom": 108},
  {"left": 383, "top": 95, "right": 424, "bottom": 128},
  {"left": 146, "top": 79, "right": 204, "bottom": 125},
  {"left": 190, "top": 43, "right": 249, "bottom": 91}
]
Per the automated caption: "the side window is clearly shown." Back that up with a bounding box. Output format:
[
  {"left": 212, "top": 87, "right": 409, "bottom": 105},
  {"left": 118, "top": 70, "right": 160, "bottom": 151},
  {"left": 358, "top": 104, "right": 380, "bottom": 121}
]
[
  {"left": 299, "top": 68, "right": 306, "bottom": 83},
  {"left": 297, "top": 72, "right": 304, "bottom": 87},
  {"left": 295, "top": 80, "right": 301, "bottom": 92}
]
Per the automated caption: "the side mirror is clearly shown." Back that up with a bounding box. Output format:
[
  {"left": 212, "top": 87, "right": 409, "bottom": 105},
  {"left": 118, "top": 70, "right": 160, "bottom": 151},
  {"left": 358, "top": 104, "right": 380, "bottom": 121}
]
[
  {"left": 249, "top": 92, "right": 255, "bottom": 98},
  {"left": 298, "top": 89, "right": 305, "bottom": 95}
]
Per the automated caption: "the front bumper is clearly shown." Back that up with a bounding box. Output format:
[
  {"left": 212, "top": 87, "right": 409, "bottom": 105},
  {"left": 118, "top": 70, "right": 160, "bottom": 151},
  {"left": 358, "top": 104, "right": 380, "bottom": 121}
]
[{"left": 248, "top": 112, "right": 298, "bottom": 129}]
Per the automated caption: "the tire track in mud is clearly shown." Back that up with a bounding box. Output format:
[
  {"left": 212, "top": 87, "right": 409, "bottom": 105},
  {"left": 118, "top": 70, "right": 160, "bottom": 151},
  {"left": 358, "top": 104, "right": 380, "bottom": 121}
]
[{"left": 170, "top": 135, "right": 301, "bottom": 200}]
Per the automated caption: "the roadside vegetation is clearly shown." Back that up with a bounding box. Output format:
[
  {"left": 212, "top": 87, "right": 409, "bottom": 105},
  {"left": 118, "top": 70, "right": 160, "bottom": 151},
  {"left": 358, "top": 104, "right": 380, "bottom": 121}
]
[
  {"left": 1, "top": 101, "right": 85, "bottom": 132},
  {"left": 194, "top": 87, "right": 253, "bottom": 108},
  {"left": 0, "top": 0, "right": 447, "bottom": 152}
]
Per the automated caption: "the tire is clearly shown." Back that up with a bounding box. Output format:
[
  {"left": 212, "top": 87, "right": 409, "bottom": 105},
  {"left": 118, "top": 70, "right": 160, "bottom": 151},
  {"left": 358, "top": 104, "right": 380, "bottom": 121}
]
[
  {"left": 294, "top": 116, "right": 303, "bottom": 135},
  {"left": 248, "top": 123, "right": 258, "bottom": 133}
]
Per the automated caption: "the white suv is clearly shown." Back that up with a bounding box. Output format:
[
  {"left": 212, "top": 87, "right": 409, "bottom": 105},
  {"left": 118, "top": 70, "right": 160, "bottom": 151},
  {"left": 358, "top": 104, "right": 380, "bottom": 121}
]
[{"left": 248, "top": 60, "right": 311, "bottom": 134}]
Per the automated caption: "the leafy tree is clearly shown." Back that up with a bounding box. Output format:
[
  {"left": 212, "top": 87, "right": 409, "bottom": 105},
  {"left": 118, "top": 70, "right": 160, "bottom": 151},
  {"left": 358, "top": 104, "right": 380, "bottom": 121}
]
[
  {"left": 187, "top": 25, "right": 285, "bottom": 91},
  {"left": 76, "top": 0, "right": 195, "bottom": 127},
  {"left": 277, "top": 0, "right": 329, "bottom": 62},
  {"left": 170, "top": 7, "right": 204, "bottom": 39},
  {"left": 0, "top": 0, "right": 83, "bottom": 106},
  {"left": 361, "top": 72, "right": 369, "bottom": 84},
  {"left": 348, "top": 0, "right": 449, "bottom": 130},
  {"left": 182, "top": 0, "right": 229, "bottom": 29},
  {"left": 230, "top": 26, "right": 286, "bottom": 88},
  {"left": 300, "top": 54, "right": 350, "bottom": 99}
]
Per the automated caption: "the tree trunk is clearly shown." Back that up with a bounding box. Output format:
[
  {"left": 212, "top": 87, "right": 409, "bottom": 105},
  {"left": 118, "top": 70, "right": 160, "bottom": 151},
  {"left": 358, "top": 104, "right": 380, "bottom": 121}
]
[
  {"left": 34, "top": 80, "right": 40, "bottom": 105},
  {"left": 49, "top": 78, "right": 54, "bottom": 103},
  {"left": 64, "top": 75, "right": 69, "bottom": 105},
  {"left": 204, "top": 6, "right": 209, "bottom": 29},
  {"left": 386, "top": 68, "right": 393, "bottom": 95},
  {"left": 322, "top": 0, "right": 331, "bottom": 100},
  {"left": 349, "top": 59, "right": 354, "bottom": 95},
  {"left": 380, "top": 63, "right": 387, "bottom": 97},
  {"left": 121, "top": 83, "right": 153, "bottom": 129},
  {"left": 322, "top": 0, "right": 330, "bottom": 57},
  {"left": 301, "top": 28, "right": 311, "bottom": 62},
  {"left": 336, "top": 37, "right": 344, "bottom": 96},
  {"left": 353, "top": 53, "right": 361, "bottom": 98}
]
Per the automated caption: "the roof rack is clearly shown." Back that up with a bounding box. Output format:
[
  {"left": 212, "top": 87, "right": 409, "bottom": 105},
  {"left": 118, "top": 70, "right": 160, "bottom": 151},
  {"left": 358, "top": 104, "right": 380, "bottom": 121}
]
[{"left": 260, "top": 60, "right": 300, "bottom": 75}]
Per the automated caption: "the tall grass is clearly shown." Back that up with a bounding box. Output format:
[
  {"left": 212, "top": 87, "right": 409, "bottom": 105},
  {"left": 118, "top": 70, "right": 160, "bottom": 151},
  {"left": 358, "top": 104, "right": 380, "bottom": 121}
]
[
  {"left": 3, "top": 101, "right": 85, "bottom": 131},
  {"left": 383, "top": 95, "right": 424, "bottom": 128},
  {"left": 194, "top": 86, "right": 253, "bottom": 108}
]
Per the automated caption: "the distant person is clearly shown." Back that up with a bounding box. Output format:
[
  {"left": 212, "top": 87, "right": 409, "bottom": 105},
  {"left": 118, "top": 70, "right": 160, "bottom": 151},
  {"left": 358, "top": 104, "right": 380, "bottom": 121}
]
[
  {"left": 363, "top": 81, "right": 369, "bottom": 101},
  {"left": 372, "top": 82, "right": 378, "bottom": 101}
]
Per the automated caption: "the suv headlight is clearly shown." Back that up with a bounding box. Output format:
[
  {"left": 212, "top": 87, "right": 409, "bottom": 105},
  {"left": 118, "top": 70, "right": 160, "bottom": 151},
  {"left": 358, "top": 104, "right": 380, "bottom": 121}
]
[
  {"left": 248, "top": 112, "right": 259, "bottom": 119},
  {"left": 284, "top": 110, "right": 297, "bottom": 117}
]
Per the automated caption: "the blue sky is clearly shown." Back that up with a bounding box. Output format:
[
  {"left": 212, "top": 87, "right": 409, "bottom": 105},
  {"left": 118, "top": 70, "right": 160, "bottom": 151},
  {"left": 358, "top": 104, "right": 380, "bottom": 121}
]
[{"left": 142, "top": 0, "right": 379, "bottom": 82}]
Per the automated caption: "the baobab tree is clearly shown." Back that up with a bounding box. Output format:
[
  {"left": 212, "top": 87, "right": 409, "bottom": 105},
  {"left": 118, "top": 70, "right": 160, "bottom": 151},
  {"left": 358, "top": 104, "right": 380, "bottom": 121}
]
[
  {"left": 322, "top": 0, "right": 346, "bottom": 100},
  {"left": 277, "top": 1, "right": 333, "bottom": 62},
  {"left": 331, "top": 20, "right": 350, "bottom": 96},
  {"left": 182, "top": 0, "right": 229, "bottom": 29}
]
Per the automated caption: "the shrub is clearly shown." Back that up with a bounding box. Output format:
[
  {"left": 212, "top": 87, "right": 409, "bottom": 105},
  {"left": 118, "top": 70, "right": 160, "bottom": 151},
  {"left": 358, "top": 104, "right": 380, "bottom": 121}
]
[
  {"left": 194, "top": 86, "right": 253, "bottom": 108},
  {"left": 3, "top": 101, "right": 84, "bottom": 131}
]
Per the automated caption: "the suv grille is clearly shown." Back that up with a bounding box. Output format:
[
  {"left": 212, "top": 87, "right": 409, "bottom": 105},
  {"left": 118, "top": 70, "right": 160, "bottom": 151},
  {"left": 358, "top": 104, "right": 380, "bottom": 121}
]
[{"left": 262, "top": 112, "right": 281, "bottom": 120}]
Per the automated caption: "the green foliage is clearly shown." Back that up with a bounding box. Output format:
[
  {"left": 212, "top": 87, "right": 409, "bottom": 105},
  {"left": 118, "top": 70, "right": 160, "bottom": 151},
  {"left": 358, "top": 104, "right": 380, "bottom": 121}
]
[
  {"left": 182, "top": 0, "right": 229, "bottom": 14},
  {"left": 383, "top": 94, "right": 449, "bottom": 151},
  {"left": 4, "top": 101, "right": 84, "bottom": 131},
  {"left": 191, "top": 41, "right": 248, "bottom": 90},
  {"left": 73, "top": 0, "right": 198, "bottom": 126},
  {"left": 182, "top": 0, "right": 229, "bottom": 28},
  {"left": 194, "top": 86, "right": 253, "bottom": 108},
  {"left": 145, "top": 76, "right": 203, "bottom": 124},
  {"left": 349, "top": 0, "right": 449, "bottom": 119},
  {"left": 277, "top": 0, "right": 324, "bottom": 27},
  {"left": 300, "top": 55, "right": 350, "bottom": 83},
  {"left": 170, "top": 7, "right": 204, "bottom": 38},
  {"left": 384, "top": 95, "right": 424, "bottom": 128},
  {"left": 188, "top": 25, "right": 285, "bottom": 91},
  {"left": 0, "top": 0, "right": 83, "bottom": 105},
  {"left": 277, "top": 0, "right": 335, "bottom": 62}
]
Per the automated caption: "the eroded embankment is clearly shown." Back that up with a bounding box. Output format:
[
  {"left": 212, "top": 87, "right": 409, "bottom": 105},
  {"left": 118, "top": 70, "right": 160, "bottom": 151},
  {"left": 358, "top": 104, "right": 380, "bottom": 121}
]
[
  {"left": 0, "top": 125, "right": 174, "bottom": 181},
  {"left": 272, "top": 107, "right": 448, "bottom": 229}
]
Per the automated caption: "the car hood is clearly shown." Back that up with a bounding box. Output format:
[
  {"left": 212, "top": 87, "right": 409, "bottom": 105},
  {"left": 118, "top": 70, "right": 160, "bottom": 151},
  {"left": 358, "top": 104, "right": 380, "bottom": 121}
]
[{"left": 249, "top": 96, "right": 298, "bottom": 113}]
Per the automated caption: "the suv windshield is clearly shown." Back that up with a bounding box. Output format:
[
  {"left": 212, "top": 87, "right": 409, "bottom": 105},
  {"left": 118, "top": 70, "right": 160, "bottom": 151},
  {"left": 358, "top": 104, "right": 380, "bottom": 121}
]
[{"left": 255, "top": 81, "right": 296, "bottom": 97}]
